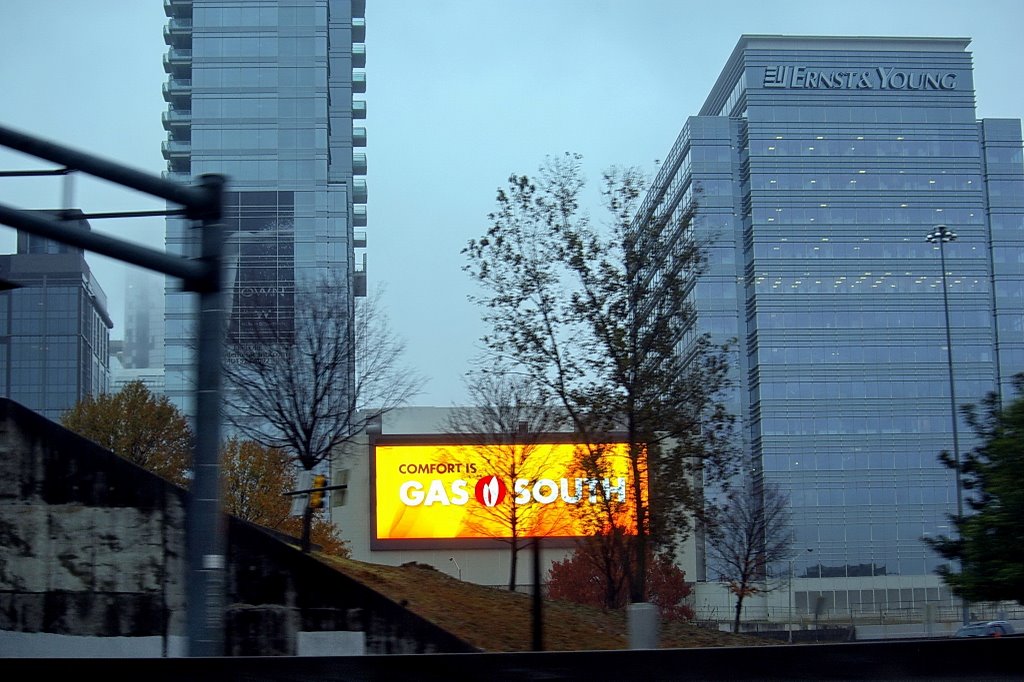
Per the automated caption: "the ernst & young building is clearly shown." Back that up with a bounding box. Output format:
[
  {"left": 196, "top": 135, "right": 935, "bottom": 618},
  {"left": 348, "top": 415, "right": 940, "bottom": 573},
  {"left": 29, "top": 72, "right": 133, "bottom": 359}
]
[{"left": 636, "top": 35, "right": 1024, "bottom": 621}]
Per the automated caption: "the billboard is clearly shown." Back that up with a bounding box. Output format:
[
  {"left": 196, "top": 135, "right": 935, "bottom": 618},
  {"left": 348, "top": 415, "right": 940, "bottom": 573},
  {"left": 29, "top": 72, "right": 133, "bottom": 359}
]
[{"left": 372, "top": 436, "right": 644, "bottom": 547}]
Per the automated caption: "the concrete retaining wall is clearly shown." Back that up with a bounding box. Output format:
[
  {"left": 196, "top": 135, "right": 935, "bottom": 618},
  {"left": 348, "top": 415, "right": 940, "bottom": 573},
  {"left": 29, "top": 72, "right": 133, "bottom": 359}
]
[{"left": 0, "top": 398, "right": 475, "bottom": 656}]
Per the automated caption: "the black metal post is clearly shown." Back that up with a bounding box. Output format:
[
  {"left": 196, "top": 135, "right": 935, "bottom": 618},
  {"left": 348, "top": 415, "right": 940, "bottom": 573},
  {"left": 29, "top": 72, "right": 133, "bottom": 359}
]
[
  {"left": 300, "top": 506, "right": 313, "bottom": 554},
  {"left": 0, "top": 204, "right": 206, "bottom": 282},
  {"left": 532, "top": 537, "right": 543, "bottom": 651},
  {"left": 0, "top": 123, "right": 211, "bottom": 216},
  {"left": 0, "top": 124, "right": 228, "bottom": 656},
  {"left": 187, "top": 174, "right": 227, "bottom": 656}
]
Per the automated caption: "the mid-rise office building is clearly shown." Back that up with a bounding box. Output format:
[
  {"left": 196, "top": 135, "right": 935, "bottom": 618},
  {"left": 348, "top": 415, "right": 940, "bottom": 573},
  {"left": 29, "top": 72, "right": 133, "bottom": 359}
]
[
  {"left": 0, "top": 213, "right": 112, "bottom": 419},
  {"left": 161, "top": 0, "right": 368, "bottom": 417},
  {"left": 112, "top": 269, "right": 165, "bottom": 395},
  {"left": 122, "top": 268, "right": 164, "bottom": 373},
  {"left": 636, "top": 35, "right": 1024, "bottom": 618}
]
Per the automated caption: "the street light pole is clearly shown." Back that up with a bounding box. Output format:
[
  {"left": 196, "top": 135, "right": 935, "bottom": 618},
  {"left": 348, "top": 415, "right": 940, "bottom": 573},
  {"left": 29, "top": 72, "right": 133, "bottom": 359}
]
[
  {"left": 788, "top": 548, "right": 812, "bottom": 643},
  {"left": 788, "top": 559, "right": 794, "bottom": 644},
  {"left": 926, "top": 224, "right": 969, "bottom": 626}
]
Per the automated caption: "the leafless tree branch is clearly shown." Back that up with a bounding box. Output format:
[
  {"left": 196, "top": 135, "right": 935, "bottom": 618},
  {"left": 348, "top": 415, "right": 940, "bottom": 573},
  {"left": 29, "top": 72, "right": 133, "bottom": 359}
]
[{"left": 223, "top": 277, "right": 425, "bottom": 472}]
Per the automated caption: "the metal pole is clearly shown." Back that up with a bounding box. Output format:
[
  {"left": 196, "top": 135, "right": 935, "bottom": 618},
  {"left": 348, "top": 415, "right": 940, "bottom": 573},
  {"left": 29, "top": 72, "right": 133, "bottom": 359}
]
[
  {"left": 789, "top": 548, "right": 812, "bottom": 642},
  {"left": 187, "top": 174, "right": 227, "bottom": 656},
  {"left": 788, "top": 560, "right": 794, "bottom": 643},
  {"left": 0, "top": 124, "right": 228, "bottom": 657},
  {"left": 0, "top": 122, "right": 212, "bottom": 217},
  {"left": 532, "top": 537, "right": 543, "bottom": 651},
  {"left": 0, "top": 204, "right": 206, "bottom": 283},
  {"left": 927, "top": 224, "right": 968, "bottom": 626},
  {"left": 936, "top": 235, "right": 964, "bottom": 520}
]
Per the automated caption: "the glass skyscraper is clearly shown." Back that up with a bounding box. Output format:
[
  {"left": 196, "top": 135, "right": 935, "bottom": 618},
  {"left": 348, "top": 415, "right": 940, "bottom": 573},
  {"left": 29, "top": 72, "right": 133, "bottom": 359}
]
[
  {"left": 637, "top": 36, "right": 1024, "bottom": 613},
  {"left": 161, "top": 0, "right": 367, "bottom": 417},
  {"left": 0, "top": 214, "right": 111, "bottom": 419},
  {"left": 122, "top": 269, "right": 165, "bottom": 372}
]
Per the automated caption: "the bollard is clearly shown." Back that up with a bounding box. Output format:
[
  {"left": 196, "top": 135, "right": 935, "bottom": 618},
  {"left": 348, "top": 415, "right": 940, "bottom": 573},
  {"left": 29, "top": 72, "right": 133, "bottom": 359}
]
[{"left": 627, "top": 602, "right": 660, "bottom": 649}]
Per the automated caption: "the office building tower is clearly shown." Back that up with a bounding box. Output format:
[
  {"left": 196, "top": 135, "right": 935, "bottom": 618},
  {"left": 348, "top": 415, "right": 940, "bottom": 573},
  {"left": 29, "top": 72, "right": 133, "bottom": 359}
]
[
  {"left": 636, "top": 36, "right": 1024, "bottom": 613},
  {"left": 111, "top": 270, "right": 166, "bottom": 395},
  {"left": 161, "top": 0, "right": 368, "bottom": 418},
  {"left": 122, "top": 268, "right": 165, "bottom": 372},
  {"left": 0, "top": 212, "right": 112, "bottom": 419}
]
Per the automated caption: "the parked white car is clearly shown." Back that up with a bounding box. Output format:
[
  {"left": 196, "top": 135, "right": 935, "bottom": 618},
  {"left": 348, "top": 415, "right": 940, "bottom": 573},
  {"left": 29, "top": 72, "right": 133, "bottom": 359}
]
[{"left": 953, "top": 621, "right": 1015, "bottom": 638}]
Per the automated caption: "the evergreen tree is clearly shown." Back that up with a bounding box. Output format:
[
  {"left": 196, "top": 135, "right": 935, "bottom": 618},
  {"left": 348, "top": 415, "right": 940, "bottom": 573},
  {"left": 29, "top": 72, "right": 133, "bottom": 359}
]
[{"left": 925, "top": 374, "right": 1024, "bottom": 602}]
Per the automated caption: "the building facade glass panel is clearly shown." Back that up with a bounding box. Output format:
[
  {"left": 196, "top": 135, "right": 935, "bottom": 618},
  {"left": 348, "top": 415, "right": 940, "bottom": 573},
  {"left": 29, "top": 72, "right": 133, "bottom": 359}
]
[
  {"left": 638, "top": 36, "right": 1024, "bottom": 599},
  {"left": 0, "top": 235, "right": 111, "bottom": 419},
  {"left": 162, "top": 0, "right": 366, "bottom": 418}
]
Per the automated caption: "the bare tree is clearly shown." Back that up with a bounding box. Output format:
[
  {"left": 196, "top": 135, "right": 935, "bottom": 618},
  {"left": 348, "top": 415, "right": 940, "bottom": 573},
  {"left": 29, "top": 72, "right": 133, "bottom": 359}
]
[
  {"left": 223, "top": 277, "right": 424, "bottom": 548},
  {"left": 561, "top": 441, "right": 641, "bottom": 608},
  {"left": 705, "top": 480, "right": 794, "bottom": 633},
  {"left": 463, "top": 153, "right": 737, "bottom": 603},
  {"left": 445, "top": 369, "right": 567, "bottom": 590}
]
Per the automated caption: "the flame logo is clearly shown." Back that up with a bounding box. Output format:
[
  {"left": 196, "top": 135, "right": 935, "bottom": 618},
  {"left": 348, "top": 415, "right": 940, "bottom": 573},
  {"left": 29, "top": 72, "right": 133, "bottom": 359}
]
[{"left": 474, "top": 475, "right": 506, "bottom": 507}]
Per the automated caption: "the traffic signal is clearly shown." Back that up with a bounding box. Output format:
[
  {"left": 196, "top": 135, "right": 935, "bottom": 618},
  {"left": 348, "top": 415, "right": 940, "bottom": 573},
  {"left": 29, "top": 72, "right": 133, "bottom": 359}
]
[{"left": 309, "top": 474, "right": 327, "bottom": 510}]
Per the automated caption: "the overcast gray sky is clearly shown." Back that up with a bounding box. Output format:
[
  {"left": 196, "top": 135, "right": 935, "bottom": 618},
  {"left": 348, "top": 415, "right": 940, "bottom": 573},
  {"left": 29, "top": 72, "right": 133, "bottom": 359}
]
[{"left": 1, "top": 0, "right": 1023, "bottom": 405}]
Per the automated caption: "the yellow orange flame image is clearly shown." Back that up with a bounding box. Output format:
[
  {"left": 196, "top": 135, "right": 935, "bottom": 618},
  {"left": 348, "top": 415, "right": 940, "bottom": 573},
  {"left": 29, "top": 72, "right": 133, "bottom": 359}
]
[{"left": 374, "top": 442, "right": 644, "bottom": 541}]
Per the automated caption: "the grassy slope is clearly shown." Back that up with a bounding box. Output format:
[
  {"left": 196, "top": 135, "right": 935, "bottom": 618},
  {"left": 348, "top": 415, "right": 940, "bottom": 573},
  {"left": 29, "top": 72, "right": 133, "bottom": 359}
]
[{"left": 319, "top": 556, "right": 777, "bottom": 652}]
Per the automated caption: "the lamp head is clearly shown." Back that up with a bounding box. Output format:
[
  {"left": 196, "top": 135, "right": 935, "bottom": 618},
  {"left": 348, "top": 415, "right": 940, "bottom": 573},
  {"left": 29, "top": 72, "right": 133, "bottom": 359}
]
[{"left": 926, "top": 224, "right": 957, "bottom": 243}]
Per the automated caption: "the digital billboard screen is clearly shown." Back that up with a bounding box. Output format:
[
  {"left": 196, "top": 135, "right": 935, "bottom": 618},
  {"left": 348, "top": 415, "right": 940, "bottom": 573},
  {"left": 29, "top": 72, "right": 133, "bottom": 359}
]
[{"left": 372, "top": 436, "right": 644, "bottom": 547}]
